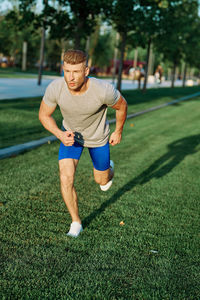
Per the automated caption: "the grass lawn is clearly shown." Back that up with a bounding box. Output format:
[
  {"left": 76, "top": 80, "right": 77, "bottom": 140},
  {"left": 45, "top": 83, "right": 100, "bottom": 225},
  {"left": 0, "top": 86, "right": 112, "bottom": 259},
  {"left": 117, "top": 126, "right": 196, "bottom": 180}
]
[
  {"left": 0, "top": 96, "right": 200, "bottom": 299},
  {"left": 0, "top": 68, "right": 37, "bottom": 78},
  {"left": 0, "top": 97, "right": 63, "bottom": 149},
  {"left": 0, "top": 85, "right": 200, "bottom": 149},
  {"left": 0, "top": 67, "right": 60, "bottom": 78}
]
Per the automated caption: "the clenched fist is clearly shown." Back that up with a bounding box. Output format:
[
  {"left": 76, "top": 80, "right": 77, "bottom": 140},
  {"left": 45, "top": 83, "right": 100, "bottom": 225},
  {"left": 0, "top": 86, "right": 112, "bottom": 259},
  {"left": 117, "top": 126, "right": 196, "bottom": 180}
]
[
  {"left": 109, "top": 131, "right": 122, "bottom": 146},
  {"left": 59, "top": 130, "right": 75, "bottom": 146}
]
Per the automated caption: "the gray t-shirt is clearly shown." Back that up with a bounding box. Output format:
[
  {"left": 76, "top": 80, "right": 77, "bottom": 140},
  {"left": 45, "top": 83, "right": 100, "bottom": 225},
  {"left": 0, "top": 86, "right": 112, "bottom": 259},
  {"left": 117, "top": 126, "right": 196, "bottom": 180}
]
[{"left": 43, "top": 77, "right": 120, "bottom": 147}]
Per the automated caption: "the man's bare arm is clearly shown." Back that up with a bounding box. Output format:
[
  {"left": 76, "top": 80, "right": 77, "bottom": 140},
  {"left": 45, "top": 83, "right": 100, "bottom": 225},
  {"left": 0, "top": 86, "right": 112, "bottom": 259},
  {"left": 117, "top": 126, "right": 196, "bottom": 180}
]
[
  {"left": 39, "top": 100, "right": 74, "bottom": 146},
  {"left": 109, "top": 95, "right": 127, "bottom": 146}
]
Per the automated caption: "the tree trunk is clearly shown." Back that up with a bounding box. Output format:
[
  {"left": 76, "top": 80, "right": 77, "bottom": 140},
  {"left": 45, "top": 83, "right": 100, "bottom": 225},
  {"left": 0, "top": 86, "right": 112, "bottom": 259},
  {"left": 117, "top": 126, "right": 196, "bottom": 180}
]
[
  {"left": 22, "top": 41, "right": 27, "bottom": 71},
  {"left": 171, "top": 61, "right": 176, "bottom": 88},
  {"left": 148, "top": 45, "right": 154, "bottom": 75},
  {"left": 182, "top": 63, "right": 187, "bottom": 87},
  {"left": 112, "top": 33, "right": 119, "bottom": 85},
  {"left": 143, "top": 38, "right": 151, "bottom": 93},
  {"left": 88, "top": 23, "right": 100, "bottom": 67},
  {"left": 74, "top": 20, "right": 84, "bottom": 49},
  {"left": 60, "top": 48, "right": 65, "bottom": 76},
  {"left": 117, "top": 32, "right": 126, "bottom": 92},
  {"left": 38, "top": 26, "right": 45, "bottom": 86},
  {"left": 74, "top": 32, "right": 80, "bottom": 49},
  {"left": 133, "top": 48, "right": 138, "bottom": 68},
  {"left": 85, "top": 36, "right": 90, "bottom": 53}
]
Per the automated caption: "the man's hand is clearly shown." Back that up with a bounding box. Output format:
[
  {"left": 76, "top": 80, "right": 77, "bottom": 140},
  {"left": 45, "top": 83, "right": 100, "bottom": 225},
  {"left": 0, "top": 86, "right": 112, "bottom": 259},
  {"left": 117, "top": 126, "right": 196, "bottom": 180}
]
[
  {"left": 59, "top": 131, "right": 75, "bottom": 146},
  {"left": 109, "top": 131, "right": 122, "bottom": 146}
]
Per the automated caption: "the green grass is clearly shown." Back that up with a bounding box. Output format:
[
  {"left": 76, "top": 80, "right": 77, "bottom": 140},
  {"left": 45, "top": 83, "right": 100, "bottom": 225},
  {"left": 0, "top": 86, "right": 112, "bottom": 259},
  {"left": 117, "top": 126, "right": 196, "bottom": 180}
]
[
  {"left": 0, "top": 86, "right": 200, "bottom": 149},
  {"left": 0, "top": 97, "right": 63, "bottom": 148},
  {"left": 0, "top": 68, "right": 37, "bottom": 78},
  {"left": 0, "top": 96, "right": 200, "bottom": 299},
  {"left": 0, "top": 67, "right": 60, "bottom": 78}
]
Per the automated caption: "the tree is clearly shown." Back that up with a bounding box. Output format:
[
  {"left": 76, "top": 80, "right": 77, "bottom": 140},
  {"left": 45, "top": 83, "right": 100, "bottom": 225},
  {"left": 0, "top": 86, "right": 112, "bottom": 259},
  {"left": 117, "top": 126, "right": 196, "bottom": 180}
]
[
  {"left": 13, "top": 0, "right": 57, "bottom": 84},
  {"left": 109, "top": 0, "right": 167, "bottom": 91},
  {"left": 108, "top": 0, "right": 138, "bottom": 91},
  {"left": 49, "top": 0, "right": 111, "bottom": 50},
  {"left": 137, "top": 0, "right": 169, "bottom": 92},
  {"left": 0, "top": 8, "right": 40, "bottom": 68},
  {"left": 154, "top": 0, "right": 199, "bottom": 88},
  {"left": 181, "top": 12, "right": 200, "bottom": 86},
  {"left": 91, "top": 29, "right": 115, "bottom": 70},
  {"left": 0, "top": 16, "right": 15, "bottom": 56}
]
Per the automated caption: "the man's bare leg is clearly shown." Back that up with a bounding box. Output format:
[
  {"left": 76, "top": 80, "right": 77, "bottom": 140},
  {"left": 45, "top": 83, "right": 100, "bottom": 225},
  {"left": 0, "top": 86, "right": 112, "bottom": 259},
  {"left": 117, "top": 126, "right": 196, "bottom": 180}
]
[
  {"left": 93, "top": 161, "right": 114, "bottom": 191},
  {"left": 59, "top": 158, "right": 81, "bottom": 224}
]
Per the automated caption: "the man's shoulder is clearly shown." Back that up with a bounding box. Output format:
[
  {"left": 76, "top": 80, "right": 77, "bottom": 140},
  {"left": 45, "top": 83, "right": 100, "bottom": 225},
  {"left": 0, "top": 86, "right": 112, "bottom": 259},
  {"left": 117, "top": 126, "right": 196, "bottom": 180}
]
[
  {"left": 44, "top": 77, "right": 66, "bottom": 104},
  {"left": 89, "top": 77, "right": 113, "bottom": 90},
  {"left": 89, "top": 77, "right": 120, "bottom": 106},
  {"left": 47, "top": 77, "right": 65, "bottom": 90}
]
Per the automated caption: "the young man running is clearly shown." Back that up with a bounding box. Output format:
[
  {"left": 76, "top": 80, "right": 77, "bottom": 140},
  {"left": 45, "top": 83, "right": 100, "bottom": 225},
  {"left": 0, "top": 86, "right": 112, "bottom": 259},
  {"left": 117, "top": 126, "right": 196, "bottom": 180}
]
[{"left": 39, "top": 50, "right": 127, "bottom": 237}]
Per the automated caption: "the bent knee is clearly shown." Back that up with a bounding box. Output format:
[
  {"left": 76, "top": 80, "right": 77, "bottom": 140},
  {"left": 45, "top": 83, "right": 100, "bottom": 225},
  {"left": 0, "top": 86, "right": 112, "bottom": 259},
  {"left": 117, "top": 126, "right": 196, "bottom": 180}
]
[{"left": 94, "top": 170, "right": 109, "bottom": 185}]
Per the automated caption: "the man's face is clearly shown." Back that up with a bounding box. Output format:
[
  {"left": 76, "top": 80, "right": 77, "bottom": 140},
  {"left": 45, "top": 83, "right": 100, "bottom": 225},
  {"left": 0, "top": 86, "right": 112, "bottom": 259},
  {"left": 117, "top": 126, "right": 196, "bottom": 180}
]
[{"left": 63, "top": 62, "right": 89, "bottom": 91}]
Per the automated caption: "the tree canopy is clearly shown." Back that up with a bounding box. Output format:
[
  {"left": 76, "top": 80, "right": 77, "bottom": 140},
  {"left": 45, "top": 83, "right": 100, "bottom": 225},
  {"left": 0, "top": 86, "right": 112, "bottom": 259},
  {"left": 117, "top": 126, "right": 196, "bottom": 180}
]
[{"left": 0, "top": 0, "right": 200, "bottom": 88}]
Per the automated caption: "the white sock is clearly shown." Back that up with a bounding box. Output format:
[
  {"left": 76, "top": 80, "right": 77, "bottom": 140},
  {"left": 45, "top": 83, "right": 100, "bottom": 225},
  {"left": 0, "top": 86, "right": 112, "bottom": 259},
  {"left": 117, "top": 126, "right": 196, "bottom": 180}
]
[
  {"left": 100, "top": 160, "right": 114, "bottom": 192},
  {"left": 100, "top": 180, "right": 113, "bottom": 191},
  {"left": 67, "top": 221, "right": 83, "bottom": 238}
]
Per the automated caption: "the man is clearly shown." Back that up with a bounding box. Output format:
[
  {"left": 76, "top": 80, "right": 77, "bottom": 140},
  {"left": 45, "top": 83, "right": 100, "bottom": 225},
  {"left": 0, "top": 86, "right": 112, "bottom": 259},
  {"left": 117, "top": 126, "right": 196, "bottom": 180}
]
[{"left": 39, "top": 50, "right": 127, "bottom": 237}]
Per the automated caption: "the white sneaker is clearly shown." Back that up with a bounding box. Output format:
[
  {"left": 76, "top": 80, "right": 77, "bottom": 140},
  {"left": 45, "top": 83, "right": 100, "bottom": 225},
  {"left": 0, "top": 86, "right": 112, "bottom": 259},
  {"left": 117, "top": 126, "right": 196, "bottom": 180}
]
[
  {"left": 67, "top": 222, "right": 83, "bottom": 238},
  {"left": 100, "top": 160, "right": 114, "bottom": 192}
]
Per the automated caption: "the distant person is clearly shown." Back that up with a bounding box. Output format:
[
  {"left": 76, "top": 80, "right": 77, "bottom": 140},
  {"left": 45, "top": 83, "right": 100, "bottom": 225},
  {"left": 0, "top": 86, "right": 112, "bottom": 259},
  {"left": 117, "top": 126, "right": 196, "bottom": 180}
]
[
  {"left": 1, "top": 56, "right": 8, "bottom": 68},
  {"left": 39, "top": 50, "right": 127, "bottom": 238},
  {"left": 137, "top": 64, "right": 145, "bottom": 89},
  {"left": 155, "top": 65, "right": 163, "bottom": 84},
  {"left": 129, "top": 67, "right": 135, "bottom": 80}
]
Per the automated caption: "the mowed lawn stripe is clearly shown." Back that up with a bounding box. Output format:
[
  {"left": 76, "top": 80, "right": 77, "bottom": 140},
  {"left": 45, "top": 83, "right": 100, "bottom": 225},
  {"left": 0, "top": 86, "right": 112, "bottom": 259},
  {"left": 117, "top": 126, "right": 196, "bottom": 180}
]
[{"left": 0, "top": 97, "right": 199, "bottom": 299}]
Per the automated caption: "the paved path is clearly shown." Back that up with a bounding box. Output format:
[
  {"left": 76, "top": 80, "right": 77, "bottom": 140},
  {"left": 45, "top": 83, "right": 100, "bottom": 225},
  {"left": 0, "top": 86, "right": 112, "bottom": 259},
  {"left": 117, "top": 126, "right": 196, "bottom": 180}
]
[
  {"left": 0, "top": 76, "right": 58, "bottom": 100},
  {"left": 0, "top": 76, "right": 193, "bottom": 100}
]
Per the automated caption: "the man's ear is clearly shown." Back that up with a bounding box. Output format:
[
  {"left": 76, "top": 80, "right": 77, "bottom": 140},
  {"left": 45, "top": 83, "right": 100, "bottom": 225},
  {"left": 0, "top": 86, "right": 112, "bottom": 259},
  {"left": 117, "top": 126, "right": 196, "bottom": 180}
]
[{"left": 85, "top": 67, "right": 90, "bottom": 76}]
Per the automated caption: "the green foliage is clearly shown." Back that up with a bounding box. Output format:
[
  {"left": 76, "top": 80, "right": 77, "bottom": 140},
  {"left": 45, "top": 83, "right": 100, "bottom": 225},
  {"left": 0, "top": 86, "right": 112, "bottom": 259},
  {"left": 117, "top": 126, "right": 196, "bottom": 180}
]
[
  {"left": 45, "top": 39, "right": 62, "bottom": 72},
  {"left": 91, "top": 32, "right": 115, "bottom": 68},
  {"left": 182, "top": 16, "right": 200, "bottom": 68},
  {"left": 0, "top": 16, "right": 13, "bottom": 55},
  {"left": 1, "top": 0, "right": 200, "bottom": 75},
  {"left": 0, "top": 11, "right": 40, "bottom": 67},
  {"left": 110, "top": 0, "right": 136, "bottom": 34},
  {"left": 155, "top": 0, "right": 199, "bottom": 65},
  {"left": 49, "top": 0, "right": 111, "bottom": 49}
]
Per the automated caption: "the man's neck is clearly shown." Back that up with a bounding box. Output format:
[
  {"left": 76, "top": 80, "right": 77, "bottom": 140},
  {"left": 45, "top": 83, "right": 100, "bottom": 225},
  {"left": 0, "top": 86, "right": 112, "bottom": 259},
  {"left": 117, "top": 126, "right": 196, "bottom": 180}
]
[{"left": 69, "top": 77, "right": 90, "bottom": 96}]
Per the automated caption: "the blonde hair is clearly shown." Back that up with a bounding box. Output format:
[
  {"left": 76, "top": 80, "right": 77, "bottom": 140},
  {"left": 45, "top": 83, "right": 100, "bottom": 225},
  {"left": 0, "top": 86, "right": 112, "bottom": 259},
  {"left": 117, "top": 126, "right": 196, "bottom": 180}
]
[{"left": 63, "top": 50, "right": 88, "bottom": 66}]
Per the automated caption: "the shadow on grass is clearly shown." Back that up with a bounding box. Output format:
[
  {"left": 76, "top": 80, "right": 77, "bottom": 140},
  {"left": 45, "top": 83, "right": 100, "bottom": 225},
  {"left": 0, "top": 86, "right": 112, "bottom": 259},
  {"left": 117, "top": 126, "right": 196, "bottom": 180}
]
[{"left": 83, "top": 134, "right": 200, "bottom": 228}]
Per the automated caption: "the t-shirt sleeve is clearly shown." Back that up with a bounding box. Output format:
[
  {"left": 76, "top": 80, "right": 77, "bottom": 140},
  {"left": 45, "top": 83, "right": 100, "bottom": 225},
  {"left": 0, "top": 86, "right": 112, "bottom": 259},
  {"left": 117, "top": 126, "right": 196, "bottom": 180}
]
[
  {"left": 104, "top": 83, "right": 121, "bottom": 107},
  {"left": 43, "top": 81, "right": 57, "bottom": 107}
]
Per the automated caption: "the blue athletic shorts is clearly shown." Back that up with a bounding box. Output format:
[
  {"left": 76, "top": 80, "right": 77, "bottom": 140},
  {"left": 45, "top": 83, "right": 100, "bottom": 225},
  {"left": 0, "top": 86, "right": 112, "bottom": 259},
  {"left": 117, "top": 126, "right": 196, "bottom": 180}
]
[{"left": 58, "top": 140, "right": 110, "bottom": 171}]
